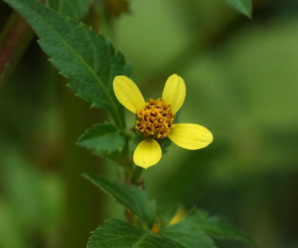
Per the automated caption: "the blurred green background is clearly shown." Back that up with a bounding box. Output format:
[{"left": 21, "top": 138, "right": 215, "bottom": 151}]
[{"left": 0, "top": 0, "right": 298, "bottom": 247}]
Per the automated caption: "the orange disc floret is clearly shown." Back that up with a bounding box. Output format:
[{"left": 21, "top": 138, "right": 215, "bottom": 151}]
[{"left": 136, "top": 98, "right": 175, "bottom": 139}]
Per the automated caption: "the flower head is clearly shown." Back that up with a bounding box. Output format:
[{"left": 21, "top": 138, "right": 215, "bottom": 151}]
[{"left": 113, "top": 74, "right": 213, "bottom": 169}]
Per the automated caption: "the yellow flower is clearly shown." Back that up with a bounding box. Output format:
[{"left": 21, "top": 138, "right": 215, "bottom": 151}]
[{"left": 113, "top": 74, "right": 213, "bottom": 169}]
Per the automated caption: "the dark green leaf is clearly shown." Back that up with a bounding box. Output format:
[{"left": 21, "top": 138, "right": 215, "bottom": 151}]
[
  {"left": 46, "top": 0, "right": 91, "bottom": 19},
  {"left": 84, "top": 174, "right": 157, "bottom": 228},
  {"left": 2, "top": 0, "right": 132, "bottom": 129},
  {"left": 185, "top": 209, "right": 256, "bottom": 246},
  {"left": 93, "top": 149, "right": 123, "bottom": 162},
  {"left": 87, "top": 219, "right": 179, "bottom": 248},
  {"left": 220, "top": 0, "right": 252, "bottom": 18},
  {"left": 77, "top": 123, "right": 125, "bottom": 153},
  {"left": 160, "top": 220, "right": 216, "bottom": 248}
]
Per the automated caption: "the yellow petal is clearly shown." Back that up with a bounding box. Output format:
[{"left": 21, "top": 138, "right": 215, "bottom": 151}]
[
  {"left": 168, "top": 206, "right": 186, "bottom": 226},
  {"left": 162, "top": 74, "right": 186, "bottom": 114},
  {"left": 133, "top": 139, "right": 162, "bottom": 169},
  {"left": 168, "top": 123, "right": 213, "bottom": 150},
  {"left": 113, "top": 76, "right": 145, "bottom": 113}
]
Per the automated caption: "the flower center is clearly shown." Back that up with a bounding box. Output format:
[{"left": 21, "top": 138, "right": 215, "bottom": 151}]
[{"left": 135, "top": 98, "right": 175, "bottom": 139}]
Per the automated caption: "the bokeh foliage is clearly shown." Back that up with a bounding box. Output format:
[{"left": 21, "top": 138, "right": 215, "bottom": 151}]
[{"left": 0, "top": 0, "right": 298, "bottom": 248}]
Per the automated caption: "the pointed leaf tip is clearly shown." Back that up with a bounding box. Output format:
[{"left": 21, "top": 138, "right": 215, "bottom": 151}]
[
  {"left": 84, "top": 174, "right": 157, "bottom": 228},
  {"left": 221, "top": 0, "right": 252, "bottom": 18}
]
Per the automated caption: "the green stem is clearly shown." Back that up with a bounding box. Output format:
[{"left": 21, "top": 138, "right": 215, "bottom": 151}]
[
  {"left": 119, "top": 135, "right": 144, "bottom": 186},
  {"left": 131, "top": 166, "right": 143, "bottom": 185}
]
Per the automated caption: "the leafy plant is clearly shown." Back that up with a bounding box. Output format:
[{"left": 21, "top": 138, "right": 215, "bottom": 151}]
[{"left": 0, "top": 0, "right": 255, "bottom": 247}]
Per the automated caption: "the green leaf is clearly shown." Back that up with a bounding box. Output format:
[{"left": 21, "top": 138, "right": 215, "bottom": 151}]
[
  {"left": 220, "top": 0, "right": 252, "bottom": 18},
  {"left": 87, "top": 219, "right": 179, "bottom": 248},
  {"left": 46, "top": 0, "right": 91, "bottom": 19},
  {"left": 92, "top": 149, "right": 123, "bottom": 162},
  {"left": 185, "top": 209, "right": 256, "bottom": 245},
  {"left": 160, "top": 220, "right": 216, "bottom": 248},
  {"left": 77, "top": 123, "right": 125, "bottom": 153},
  {"left": 2, "top": 0, "right": 132, "bottom": 129},
  {"left": 84, "top": 174, "right": 157, "bottom": 228}
]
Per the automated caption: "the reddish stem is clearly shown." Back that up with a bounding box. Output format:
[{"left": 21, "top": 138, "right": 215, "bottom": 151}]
[{"left": 0, "top": 11, "right": 34, "bottom": 89}]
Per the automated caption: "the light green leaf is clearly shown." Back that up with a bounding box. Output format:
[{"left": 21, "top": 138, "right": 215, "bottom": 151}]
[
  {"left": 84, "top": 174, "right": 157, "bottom": 228},
  {"left": 186, "top": 209, "right": 256, "bottom": 245},
  {"left": 220, "top": 0, "right": 252, "bottom": 18},
  {"left": 46, "top": 0, "right": 91, "bottom": 19},
  {"left": 160, "top": 220, "right": 216, "bottom": 248},
  {"left": 77, "top": 123, "right": 125, "bottom": 153},
  {"left": 2, "top": 0, "right": 132, "bottom": 129},
  {"left": 87, "top": 219, "right": 179, "bottom": 248},
  {"left": 0, "top": 200, "right": 27, "bottom": 248}
]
